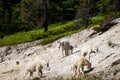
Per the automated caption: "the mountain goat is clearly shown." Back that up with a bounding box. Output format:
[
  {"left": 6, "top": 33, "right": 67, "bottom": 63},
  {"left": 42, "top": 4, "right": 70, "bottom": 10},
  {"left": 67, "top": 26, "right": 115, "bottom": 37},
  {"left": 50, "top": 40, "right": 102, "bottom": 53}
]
[
  {"left": 80, "top": 45, "right": 98, "bottom": 60},
  {"left": 58, "top": 41, "right": 73, "bottom": 58},
  {"left": 71, "top": 56, "right": 91, "bottom": 76},
  {"left": 23, "top": 58, "right": 50, "bottom": 79}
]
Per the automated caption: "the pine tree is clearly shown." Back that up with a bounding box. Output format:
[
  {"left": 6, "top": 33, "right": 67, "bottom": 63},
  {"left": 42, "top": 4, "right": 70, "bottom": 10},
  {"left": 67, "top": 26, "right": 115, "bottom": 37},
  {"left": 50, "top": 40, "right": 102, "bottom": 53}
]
[
  {"left": 20, "top": 0, "right": 44, "bottom": 30},
  {"left": 75, "top": 0, "right": 91, "bottom": 25}
]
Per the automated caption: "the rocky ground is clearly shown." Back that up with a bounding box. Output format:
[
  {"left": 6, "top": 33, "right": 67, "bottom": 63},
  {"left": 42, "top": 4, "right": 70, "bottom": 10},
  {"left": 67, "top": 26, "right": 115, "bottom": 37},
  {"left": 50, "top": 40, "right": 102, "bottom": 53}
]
[{"left": 0, "top": 19, "right": 120, "bottom": 80}]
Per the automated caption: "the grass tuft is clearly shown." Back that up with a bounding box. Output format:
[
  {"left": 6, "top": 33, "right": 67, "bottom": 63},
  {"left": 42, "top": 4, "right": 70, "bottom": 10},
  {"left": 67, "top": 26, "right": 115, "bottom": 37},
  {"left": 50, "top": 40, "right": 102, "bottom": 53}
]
[{"left": 90, "top": 16, "right": 105, "bottom": 26}]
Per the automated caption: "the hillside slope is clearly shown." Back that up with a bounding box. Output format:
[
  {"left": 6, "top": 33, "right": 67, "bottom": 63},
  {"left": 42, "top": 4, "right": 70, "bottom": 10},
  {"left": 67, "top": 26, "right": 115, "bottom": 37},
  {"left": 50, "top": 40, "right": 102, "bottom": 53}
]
[{"left": 0, "top": 19, "right": 120, "bottom": 80}]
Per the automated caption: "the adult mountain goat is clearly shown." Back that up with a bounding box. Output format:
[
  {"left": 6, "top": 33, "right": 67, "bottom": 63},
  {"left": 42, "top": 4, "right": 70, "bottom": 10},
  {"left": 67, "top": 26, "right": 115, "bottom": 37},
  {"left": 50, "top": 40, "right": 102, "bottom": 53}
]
[
  {"left": 80, "top": 45, "right": 98, "bottom": 60},
  {"left": 23, "top": 57, "right": 50, "bottom": 79},
  {"left": 71, "top": 56, "right": 91, "bottom": 76},
  {"left": 58, "top": 41, "right": 73, "bottom": 58}
]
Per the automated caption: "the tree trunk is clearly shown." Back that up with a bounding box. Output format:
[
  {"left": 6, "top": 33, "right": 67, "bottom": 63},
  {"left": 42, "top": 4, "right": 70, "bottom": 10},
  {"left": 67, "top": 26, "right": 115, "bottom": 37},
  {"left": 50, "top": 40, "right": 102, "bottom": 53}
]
[{"left": 43, "top": 0, "right": 48, "bottom": 32}]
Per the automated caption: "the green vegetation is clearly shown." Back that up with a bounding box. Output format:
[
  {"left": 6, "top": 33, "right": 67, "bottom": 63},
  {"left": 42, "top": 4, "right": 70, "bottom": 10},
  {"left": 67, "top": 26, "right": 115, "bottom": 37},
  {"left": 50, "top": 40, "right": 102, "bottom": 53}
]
[
  {"left": 90, "top": 16, "right": 105, "bottom": 26},
  {"left": 0, "top": 21, "right": 85, "bottom": 46},
  {"left": 0, "top": 0, "right": 120, "bottom": 37},
  {"left": 0, "top": 0, "right": 120, "bottom": 46}
]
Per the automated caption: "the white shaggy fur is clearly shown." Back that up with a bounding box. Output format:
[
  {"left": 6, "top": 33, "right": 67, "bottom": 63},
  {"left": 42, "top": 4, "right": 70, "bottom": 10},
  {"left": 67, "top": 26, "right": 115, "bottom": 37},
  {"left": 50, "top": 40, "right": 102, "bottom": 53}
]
[
  {"left": 58, "top": 41, "right": 73, "bottom": 58},
  {"left": 80, "top": 45, "right": 98, "bottom": 60},
  {"left": 23, "top": 57, "right": 50, "bottom": 79},
  {"left": 71, "top": 56, "right": 91, "bottom": 76}
]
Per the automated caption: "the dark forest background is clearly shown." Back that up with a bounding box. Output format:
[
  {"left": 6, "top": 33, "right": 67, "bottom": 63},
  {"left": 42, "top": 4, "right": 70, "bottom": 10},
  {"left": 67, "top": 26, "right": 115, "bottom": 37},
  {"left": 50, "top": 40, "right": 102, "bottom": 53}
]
[{"left": 0, "top": 0, "right": 120, "bottom": 38}]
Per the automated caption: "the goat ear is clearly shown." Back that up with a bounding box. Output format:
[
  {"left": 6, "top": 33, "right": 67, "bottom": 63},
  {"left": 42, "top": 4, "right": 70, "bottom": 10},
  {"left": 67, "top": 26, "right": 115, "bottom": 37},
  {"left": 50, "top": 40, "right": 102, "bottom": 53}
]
[{"left": 46, "top": 60, "right": 49, "bottom": 63}]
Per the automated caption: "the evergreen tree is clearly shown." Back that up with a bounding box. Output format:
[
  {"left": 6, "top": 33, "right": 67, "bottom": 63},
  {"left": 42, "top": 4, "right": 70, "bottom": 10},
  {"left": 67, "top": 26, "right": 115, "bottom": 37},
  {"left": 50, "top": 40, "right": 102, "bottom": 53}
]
[
  {"left": 43, "top": 0, "right": 48, "bottom": 32},
  {"left": 20, "top": 0, "right": 44, "bottom": 30},
  {"left": 75, "top": 0, "right": 91, "bottom": 25}
]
